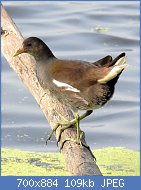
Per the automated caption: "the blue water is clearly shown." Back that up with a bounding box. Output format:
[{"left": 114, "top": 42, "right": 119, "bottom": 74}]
[{"left": 1, "top": 1, "right": 140, "bottom": 152}]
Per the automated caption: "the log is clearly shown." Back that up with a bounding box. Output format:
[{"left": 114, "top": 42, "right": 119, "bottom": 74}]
[{"left": 1, "top": 4, "right": 102, "bottom": 176}]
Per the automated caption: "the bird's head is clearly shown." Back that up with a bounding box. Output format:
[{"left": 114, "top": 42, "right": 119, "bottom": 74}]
[{"left": 14, "top": 37, "right": 55, "bottom": 61}]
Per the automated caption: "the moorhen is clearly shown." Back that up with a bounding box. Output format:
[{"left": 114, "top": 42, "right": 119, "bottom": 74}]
[{"left": 14, "top": 37, "right": 127, "bottom": 146}]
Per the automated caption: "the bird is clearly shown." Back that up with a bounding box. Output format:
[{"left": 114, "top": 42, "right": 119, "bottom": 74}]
[{"left": 14, "top": 37, "right": 127, "bottom": 146}]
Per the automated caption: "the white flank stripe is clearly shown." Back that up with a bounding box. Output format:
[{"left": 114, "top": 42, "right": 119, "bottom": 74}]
[{"left": 53, "top": 79, "right": 80, "bottom": 93}]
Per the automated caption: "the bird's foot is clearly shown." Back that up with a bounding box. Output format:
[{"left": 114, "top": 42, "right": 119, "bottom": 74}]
[
  {"left": 46, "top": 123, "right": 60, "bottom": 144},
  {"left": 46, "top": 121, "right": 72, "bottom": 145},
  {"left": 57, "top": 110, "right": 93, "bottom": 142},
  {"left": 46, "top": 110, "right": 96, "bottom": 161},
  {"left": 46, "top": 110, "right": 93, "bottom": 147},
  {"left": 46, "top": 109, "right": 71, "bottom": 144},
  {"left": 58, "top": 130, "right": 84, "bottom": 149}
]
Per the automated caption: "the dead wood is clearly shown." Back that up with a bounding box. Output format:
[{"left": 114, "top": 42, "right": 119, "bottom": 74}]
[{"left": 1, "top": 4, "right": 102, "bottom": 176}]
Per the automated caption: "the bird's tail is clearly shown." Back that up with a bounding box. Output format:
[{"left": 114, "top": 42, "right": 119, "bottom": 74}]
[{"left": 98, "top": 53, "right": 127, "bottom": 84}]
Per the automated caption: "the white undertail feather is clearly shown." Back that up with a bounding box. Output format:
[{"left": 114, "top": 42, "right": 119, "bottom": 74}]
[
  {"left": 53, "top": 79, "right": 80, "bottom": 92},
  {"left": 98, "top": 56, "right": 127, "bottom": 84}
]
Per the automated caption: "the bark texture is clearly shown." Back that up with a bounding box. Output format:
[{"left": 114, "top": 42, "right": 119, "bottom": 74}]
[{"left": 1, "top": 4, "right": 102, "bottom": 176}]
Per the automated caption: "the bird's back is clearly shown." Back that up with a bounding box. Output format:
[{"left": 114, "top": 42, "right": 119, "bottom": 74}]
[{"left": 44, "top": 53, "right": 127, "bottom": 111}]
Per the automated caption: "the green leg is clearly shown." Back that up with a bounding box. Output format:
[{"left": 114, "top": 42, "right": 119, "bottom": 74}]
[
  {"left": 57, "top": 110, "right": 93, "bottom": 143},
  {"left": 46, "top": 109, "right": 72, "bottom": 144},
  {"left": 74, "top": 112, "right": 83, "bottom": 146},
  {"left": 46, "top": 110, "right": 96, "bottom": 159},
  {"left": 46, "top": 123, "right": 60, "bottom": 144},
  {"left": 46, "top": 110, "right": 93, "bottom": 145}
]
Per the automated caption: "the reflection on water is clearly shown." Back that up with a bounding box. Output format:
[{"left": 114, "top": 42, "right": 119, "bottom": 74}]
[{"left": 1, "top": 1, "right": 140, "bottom": 152}]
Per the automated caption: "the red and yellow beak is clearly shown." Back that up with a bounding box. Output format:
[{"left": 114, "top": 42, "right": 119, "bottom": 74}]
[{"left": 13, "top": 48, "right": 26, "bottom": 57}]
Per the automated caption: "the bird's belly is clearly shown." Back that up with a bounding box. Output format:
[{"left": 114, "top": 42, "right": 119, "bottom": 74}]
[
  {"left": 38, "top": 76, "right": 114, "bottom": 112},
  {"left": 68, "top": 86, "right": 114, "bottom": 111},
  {"left": 51, "top": 89, "right": 113, "bottom": 111}
]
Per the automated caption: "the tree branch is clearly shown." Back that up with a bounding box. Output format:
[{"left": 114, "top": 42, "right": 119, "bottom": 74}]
[{"left": 1, "top": 4, "right": 102, "bottom": 176}]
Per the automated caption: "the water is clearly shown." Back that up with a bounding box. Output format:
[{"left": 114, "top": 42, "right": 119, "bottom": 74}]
[{"left": 1, "top": 1, "right": 140, "bottom": 152}]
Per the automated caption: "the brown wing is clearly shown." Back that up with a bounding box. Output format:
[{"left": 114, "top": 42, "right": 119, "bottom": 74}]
[
  {"left": 50, "top": 58, "right": 110, "bottom": 92},
  {"left": 50, "top": 59, "right": 92, "bottom": 87},
  {"left": 49, "top": 53, "right": 125, "bottom": 92}
]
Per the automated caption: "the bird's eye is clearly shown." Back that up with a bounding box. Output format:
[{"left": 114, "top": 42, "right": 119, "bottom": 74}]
[{"left": 27, "top": 43, "right": 32, "bottom": 47}]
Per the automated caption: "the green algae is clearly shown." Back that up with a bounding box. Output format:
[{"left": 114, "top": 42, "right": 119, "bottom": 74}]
[{"left": 1, "top": 147, "right": 140, "bottom": 176}]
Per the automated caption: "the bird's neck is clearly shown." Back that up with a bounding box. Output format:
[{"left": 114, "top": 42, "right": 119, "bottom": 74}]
[{"left": 34, "top": 46, "right": 55, "bottom": 63}]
